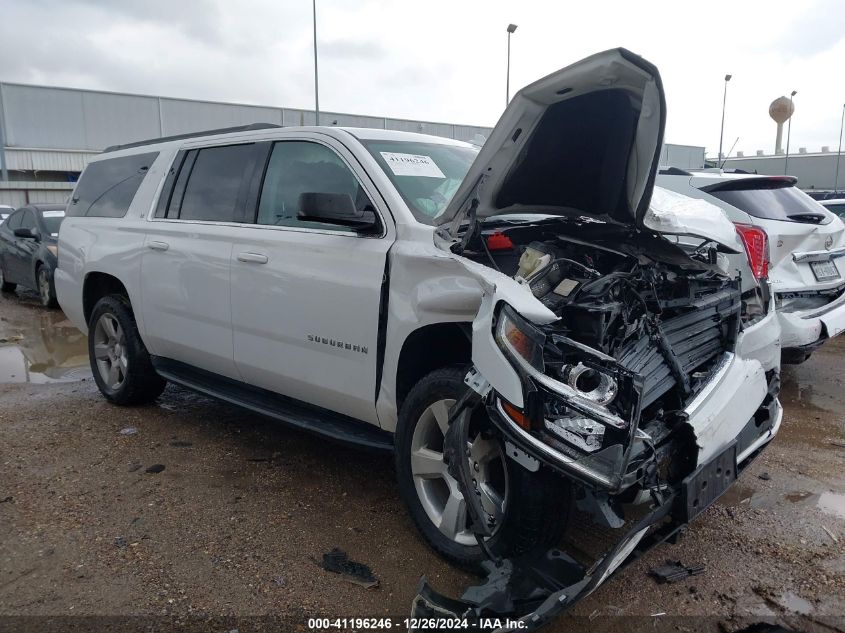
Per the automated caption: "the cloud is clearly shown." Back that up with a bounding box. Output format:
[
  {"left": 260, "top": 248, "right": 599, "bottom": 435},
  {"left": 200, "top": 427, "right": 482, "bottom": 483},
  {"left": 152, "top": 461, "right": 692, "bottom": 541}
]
[
  {"left": 320, "top": 39, "right": 385, "bottom": 60},
  {"left": 0, "top": 0, "right": 842, "bottom": 154}
]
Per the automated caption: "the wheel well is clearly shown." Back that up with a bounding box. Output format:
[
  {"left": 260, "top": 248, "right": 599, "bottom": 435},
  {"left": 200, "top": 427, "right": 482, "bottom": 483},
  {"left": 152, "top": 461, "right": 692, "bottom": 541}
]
[
  {"left": 396, "top": 322, "right": 471, "bottom": 409},
  {"left": 83, "top": 273, "right": 129, "bottom": 325}
]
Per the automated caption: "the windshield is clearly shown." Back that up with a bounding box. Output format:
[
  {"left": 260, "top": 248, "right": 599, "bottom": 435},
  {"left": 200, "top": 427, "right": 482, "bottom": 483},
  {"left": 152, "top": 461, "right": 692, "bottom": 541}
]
[
  {"left": 41, "top": 210, "right": 65, "bottom": 235},
  {"left": 363, "top": 140, "right": 478, "bottom": 225},
  {"left": 708, "top": 182, "right": 830, "bottom": 223}
]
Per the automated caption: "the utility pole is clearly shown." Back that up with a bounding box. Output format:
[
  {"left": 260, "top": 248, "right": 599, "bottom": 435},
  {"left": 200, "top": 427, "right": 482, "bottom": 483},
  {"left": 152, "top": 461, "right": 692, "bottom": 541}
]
[
  {"left": 718, "top": 74, "right": 732, "bottom": 165},
  {"left": 313, "top": 0, "right": 320, "bottom": 125},
  {"left": 506, "top": 24, "right": 517, "bottom": 106},
  {"left": 835, "top": 103, "right": 844, "bottom": 193},
  {"left": 784, "top": 90, "right": 797, "bottom": 174}
]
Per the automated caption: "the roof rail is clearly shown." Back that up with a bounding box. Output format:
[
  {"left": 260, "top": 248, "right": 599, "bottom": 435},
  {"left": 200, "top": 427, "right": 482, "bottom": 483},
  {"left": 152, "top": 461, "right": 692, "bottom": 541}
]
[{"left": 103, "top": 122, "right": 282, "bottom": 153}]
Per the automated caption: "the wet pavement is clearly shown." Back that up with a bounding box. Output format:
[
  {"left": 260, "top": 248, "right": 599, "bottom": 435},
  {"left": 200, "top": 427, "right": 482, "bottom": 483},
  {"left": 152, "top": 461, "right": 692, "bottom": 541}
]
[
  {"left": 0, "top": 288, "right": 843, "bottom": 632},
  {"left": 0, "top": 290, "right": 90, "bottom": 383}
]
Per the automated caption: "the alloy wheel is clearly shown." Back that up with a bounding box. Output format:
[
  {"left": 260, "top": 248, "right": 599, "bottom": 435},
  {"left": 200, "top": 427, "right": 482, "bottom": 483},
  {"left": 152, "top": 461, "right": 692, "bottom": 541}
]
[
  {"left": 410, "top": 398, "right": 509, "bottom": 546},
  {"left": 93, "top": 313, "right": 128, "bottom": 390}
]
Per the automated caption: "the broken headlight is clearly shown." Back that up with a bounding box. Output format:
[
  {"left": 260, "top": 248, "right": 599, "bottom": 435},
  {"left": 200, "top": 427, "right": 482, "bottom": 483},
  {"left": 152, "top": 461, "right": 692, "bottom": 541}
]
[
  {"left": 545, "top": 413, "right": 605, "bottom": 453},
  {"left": 492, "top": 303, "right": 640, "bottom": 483},
  {"left": 560, "top": 362, "right": 617, "bottom": 406},
  {"left": 495, "top": 304, "right": 546, "bottom": 373}
]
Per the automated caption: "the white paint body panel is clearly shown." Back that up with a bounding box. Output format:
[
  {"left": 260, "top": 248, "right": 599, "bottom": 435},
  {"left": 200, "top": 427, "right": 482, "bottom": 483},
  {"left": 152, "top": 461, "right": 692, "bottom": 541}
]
[
  {"left": 644, "top": 187, "right": 743, "bottom": 252},
  {"left": 140, "top": 223, "right": 239, "bottom": 379}
]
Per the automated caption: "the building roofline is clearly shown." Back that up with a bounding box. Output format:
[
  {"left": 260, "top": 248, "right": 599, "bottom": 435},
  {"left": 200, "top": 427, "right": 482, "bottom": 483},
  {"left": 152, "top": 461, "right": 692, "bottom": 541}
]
[{"left": 0, "top": 79, "right": 493, "bottom": 132}]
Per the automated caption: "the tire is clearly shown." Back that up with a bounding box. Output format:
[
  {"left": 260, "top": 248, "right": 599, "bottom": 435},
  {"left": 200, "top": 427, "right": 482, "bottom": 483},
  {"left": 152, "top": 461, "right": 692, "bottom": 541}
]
[
  {"left": 36, "top": 264, "right": 58, "bottom": 308},
  {"left": 0, "top": 263, "right": 16, "bottom": 293},
  {"left": 88, "top": 295, "right": 166, "bottom": 405},
  {"left": 782, "top": 348, "right": 812, "bottom": 365},
  {"left": 395, "top": 366, "right": 570, "bottom": 569}
]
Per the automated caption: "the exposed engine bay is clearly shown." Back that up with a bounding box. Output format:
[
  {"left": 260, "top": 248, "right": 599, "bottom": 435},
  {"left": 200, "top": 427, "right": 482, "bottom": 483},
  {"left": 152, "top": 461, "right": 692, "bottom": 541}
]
[
  {"left": 464, "top": 218, "right": 743, "bottom": 489},
  {"left": 409, "top": 218, "right": 772, "bottom": 632}
]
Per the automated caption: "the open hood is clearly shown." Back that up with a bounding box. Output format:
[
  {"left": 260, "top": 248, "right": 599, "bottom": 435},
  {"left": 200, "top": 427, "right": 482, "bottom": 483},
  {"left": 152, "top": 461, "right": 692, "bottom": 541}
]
[{"left": 436, "top": 48, "right": 665, "bottom": 230}]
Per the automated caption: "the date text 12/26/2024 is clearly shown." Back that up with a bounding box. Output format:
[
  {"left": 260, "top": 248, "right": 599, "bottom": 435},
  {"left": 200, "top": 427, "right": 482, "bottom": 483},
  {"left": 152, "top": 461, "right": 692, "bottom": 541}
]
[{"left": 307, "top": 618, "right": 528, "bottom": 630}]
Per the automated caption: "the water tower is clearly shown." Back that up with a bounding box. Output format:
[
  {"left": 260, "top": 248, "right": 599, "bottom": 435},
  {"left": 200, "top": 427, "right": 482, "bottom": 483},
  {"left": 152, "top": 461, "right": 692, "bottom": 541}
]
[{"left": 769, "top": 96, "right": 794, "bottom": 154}]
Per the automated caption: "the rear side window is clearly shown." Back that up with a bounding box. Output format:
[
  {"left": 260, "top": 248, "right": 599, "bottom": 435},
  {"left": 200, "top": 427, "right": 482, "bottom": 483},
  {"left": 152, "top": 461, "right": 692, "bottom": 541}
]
[
  {"left": 708, "top": 182, "right": 829, "bottom": 223},
  {"left": 174, "top": 144, "right": 255, "bottom": 222},
  {"left": 69, "top": 152, "right": 159, "bottom": 218}
]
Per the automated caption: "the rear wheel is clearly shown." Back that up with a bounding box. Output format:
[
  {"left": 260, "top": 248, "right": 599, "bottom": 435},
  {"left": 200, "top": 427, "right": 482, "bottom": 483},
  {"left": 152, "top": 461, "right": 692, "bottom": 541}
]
[
  {"left": 88, "top": 295, "right": 166, "bottom": 405},
  {"left": 395, "top": 366, "right": 570, "bottom": 568},
  {"left": 0, "top": 265, "right": 16, "bottom": 293},
  {"left": 37, "top": 264, "right": 58, "bottom": 308}
]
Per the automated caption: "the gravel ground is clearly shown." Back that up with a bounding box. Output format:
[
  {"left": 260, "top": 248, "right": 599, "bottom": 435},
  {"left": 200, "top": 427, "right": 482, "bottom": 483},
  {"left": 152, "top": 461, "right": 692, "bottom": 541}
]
[{"left": 0, "top": 290, "right": 843, "bottom": 632}]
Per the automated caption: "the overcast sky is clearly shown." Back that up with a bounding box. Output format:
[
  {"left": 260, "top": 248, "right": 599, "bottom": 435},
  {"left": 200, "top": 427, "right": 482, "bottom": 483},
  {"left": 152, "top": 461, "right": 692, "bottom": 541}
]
[{"left": 1, "top": 0, "right": 843, "bottom": 157}]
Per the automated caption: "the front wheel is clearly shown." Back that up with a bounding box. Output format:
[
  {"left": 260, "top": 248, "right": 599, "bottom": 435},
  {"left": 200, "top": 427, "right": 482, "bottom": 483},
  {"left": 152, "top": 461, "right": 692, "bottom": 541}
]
[
  {"left": 395, "top": 366, "right": 570, "bottom": 569},
  {"left": 88, "top": 295, "right": 166, "bottom": 405}
]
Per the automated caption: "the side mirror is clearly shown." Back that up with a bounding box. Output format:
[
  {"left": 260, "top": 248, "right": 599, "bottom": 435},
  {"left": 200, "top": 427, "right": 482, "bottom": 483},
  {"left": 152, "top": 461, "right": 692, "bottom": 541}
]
[
  {"left": 298, "top": 193, "right": 379, "bottom": 232},
  {"left": 14, "top": 227, "right": 39, "bottom": 240}
]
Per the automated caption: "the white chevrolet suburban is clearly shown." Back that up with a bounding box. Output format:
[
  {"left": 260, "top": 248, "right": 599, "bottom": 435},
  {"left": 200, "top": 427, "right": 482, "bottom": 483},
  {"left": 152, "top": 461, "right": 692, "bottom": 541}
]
[{"left": 56, "top": 49, "right": 782, "bottom": 627}]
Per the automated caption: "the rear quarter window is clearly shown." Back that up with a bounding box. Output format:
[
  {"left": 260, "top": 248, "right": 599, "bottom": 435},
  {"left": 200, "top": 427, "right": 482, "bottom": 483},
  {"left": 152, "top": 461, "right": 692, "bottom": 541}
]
[
  {"left": 69, "top": 152, "right": 159, "bottom": 218},
  {"left": 824, "top": 203, "right": 845, "bottom": 217}
]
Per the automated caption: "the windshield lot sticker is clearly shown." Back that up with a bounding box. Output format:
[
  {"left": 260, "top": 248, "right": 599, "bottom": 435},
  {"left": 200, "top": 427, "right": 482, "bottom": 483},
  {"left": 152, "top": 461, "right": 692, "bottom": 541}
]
[{"left": 380, "top": 152, "right": 445, "bottom": 178}]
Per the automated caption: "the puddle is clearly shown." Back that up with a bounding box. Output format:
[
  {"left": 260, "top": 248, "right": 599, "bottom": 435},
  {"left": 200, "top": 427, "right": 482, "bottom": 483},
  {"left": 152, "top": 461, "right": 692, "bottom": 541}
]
[
  {"left": 780, "top": 338, "right": 845, "bottom": 414},
  {"left": 720, "top": 483, "right": 845, "bottom": 520},
  {"left": 816, "top": 491, "right": 845, "bottom": 519},
  {"left": 777, "top": 591, "right": 814, "bottom": 616},
  {"left": 0, "top": 310, "right": 91, "bottom": 383}
]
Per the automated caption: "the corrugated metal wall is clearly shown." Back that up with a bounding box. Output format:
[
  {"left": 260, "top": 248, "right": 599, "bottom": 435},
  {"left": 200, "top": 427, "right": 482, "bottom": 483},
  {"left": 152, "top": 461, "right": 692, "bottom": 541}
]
[
  {"left": 660, "top": 144, "right": 706, "bottom": 169},
  {"left": 0, "top": 81, "right": 493, "bottom": 152},
  {"left": 718, "top": 153, "right": 845, "bottom": 191},
  {"left": 0, "top": 182, "right": 73, "bottom": 207}
]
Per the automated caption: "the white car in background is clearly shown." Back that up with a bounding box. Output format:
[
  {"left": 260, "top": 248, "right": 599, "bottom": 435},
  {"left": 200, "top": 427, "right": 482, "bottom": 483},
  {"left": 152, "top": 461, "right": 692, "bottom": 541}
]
[
  {"left": 658, "top": 170, "right": 845, "bottom": 363},
  {"left": 0, "top": 205, "right": 14, "bottom": 221}
]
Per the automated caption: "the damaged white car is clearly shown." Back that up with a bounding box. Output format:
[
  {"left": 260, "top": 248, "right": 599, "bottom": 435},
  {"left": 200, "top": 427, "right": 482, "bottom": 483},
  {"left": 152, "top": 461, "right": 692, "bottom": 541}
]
[
  {"left": 56, "top": 48, "right": 781, "bottom": 630},
  {"left": 659, "top": 169, "right": 845, "bottom": 364}
]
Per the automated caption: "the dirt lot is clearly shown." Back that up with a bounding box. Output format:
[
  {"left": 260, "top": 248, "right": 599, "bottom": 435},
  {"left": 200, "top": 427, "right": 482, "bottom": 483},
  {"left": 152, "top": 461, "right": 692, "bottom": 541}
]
[{"left": 1, "top": 289, "right": 843, "bottom": 632}]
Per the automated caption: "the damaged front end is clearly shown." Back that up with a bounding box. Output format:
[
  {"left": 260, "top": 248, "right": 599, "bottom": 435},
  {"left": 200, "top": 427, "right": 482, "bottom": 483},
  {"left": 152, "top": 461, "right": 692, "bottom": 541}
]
[
  {"left": 412, "top": 47, "right": 780, "bottom": 630},
  {"left": 411, "top": 265, "right": 777, "bottom": 629},
  {"left": 411, "top": 239, "right": 765, "bottom": 630}
]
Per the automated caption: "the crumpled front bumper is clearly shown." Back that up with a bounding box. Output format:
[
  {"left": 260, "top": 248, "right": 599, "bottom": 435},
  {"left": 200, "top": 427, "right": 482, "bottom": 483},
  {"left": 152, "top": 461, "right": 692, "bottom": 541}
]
[{"left": 411, "top": 388, "right": 783, "bottom": 632}]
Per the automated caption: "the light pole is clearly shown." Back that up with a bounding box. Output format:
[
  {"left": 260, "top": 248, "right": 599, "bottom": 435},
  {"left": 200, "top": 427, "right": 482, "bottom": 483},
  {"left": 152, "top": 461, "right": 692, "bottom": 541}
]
[
  {"left": 506, "top": 24, "right": 517, "bottom": 106},
  {"left": 718, "top": 74, "right": 732, "bottom": 165},
  {"left": 312, "top": 0, "right": 320, "bottom": 125},
  {"left": 784, "top": 90, "right": 797, "bottom": 174},
  {"left": 835, "top": 103, "right": 845, "bottom": 194}
]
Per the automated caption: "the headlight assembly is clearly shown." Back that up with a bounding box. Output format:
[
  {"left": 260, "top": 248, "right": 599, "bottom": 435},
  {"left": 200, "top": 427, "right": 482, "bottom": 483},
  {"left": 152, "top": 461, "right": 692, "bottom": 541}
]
[
  {"left": 561, "top": 362, "right": 617, "bottom": 406},
  {"left": 545, "top": 413, "right": 605, "bottom": 453},
  {"left": 494, "top": 304, "right": 628, "bottom": 440},
  {"left": 495, "top": 304, "right": 546, "bottom": 373}
]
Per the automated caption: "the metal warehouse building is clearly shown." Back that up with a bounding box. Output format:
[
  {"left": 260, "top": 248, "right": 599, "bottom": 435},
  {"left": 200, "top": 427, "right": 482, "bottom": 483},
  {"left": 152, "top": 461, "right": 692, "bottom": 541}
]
[
  {"left": 0, "top": 81, "right": 705, "bottom": 207},
  {"left": 715, "top": 151, "right": 845, "bottom": 195}
]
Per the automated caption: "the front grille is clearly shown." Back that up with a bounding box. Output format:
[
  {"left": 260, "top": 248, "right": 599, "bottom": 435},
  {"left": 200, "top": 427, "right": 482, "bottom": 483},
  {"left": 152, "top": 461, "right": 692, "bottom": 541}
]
[{"left": 616, "top": 287, "right": 742, "bottom": 409}]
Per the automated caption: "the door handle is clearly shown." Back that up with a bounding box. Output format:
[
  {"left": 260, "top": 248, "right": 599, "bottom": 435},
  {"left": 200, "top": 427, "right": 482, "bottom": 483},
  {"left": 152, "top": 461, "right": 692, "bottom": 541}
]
[
  {"left": 237, "top": 252, "right": 269, "bottom": 264},
  {"left": 147, "top": 241, "right": 170, "bottom": 251}
]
